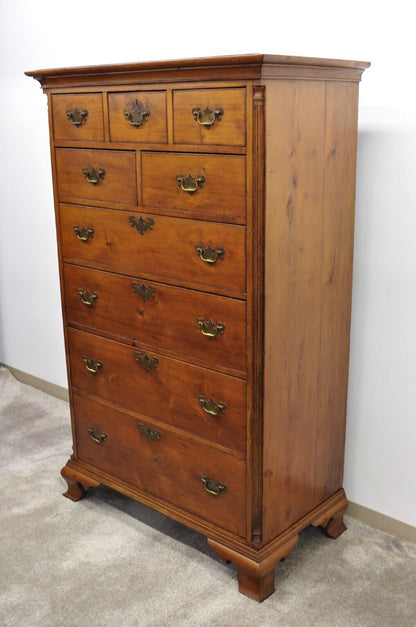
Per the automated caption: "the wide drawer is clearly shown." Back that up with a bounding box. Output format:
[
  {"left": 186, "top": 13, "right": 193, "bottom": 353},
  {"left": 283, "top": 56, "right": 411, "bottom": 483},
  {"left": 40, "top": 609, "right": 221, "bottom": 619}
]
[
  {"left": 173, "top": 88, "right": 246, "bottom": 146},
  {"left": 55, "top": 148, "right": 137, "bottom": 205},
  {"left": 68, "top": 328, "right": 246, "bottom": 456},
  {"left": 108, "top": 91, "right": 167, "bottom": 143},
  {"left": 60, "top": 204, "right": 246, "bottom": 295},
  {"left": 51, "top": 93, "right": 104, "bottom": 141},
  {"left": 64, "top": 264, "right": 246, "bottom": 373},
  {"left": 141, "top": 152, "right": 246, "bottom": 221},
  {"left": 73, "top": 393, "right": 246, "bottom": 537}
]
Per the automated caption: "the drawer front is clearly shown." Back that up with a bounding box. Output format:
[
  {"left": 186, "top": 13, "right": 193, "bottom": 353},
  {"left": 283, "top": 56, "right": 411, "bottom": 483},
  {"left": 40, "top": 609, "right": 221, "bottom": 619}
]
[
  {"left": 68, "top": 328, "right": 246, "bottom": 455},
  {"left": 55, "top": 148, "right": 137, "bottom": 205},
  {"left": 51, "top": 93, "right": 104, "bottom": 141},
  {"left": 73, "top": 393, "right": 246, "bottom": 537},
  {"left": 173, "top": 88, "right": 246, "bottom": 146},
  {"left": 64, "top": 265, "right": 246, "bottom": 373},
  {"left": 141, "top": 152, "right": 246, "bottom": 221},
  {"left": 60, "top": 204, "right": 246, "bottom": 294},
  {"left": 108, "top": 91, "right": 167, "bottom": 143}
]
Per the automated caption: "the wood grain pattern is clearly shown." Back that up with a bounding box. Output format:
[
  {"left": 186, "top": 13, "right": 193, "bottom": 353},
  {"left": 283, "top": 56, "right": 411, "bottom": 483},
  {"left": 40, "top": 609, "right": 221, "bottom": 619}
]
[
  {"left": 55, "top": 148, "right": 137, "bottom": 205},
  {"left": 249, "top": 85, "right": 265, "bottom": 547},
  {"left": 27, "top": 54, "right": 369, "bottom": 601},
  {"left": 52, "top": 93, "right": 104, "bottom": 141},
  {"left": 63, "top": 264, "right": 246, "bottom": 373},
  {"left": 141, "top": 152, "right": 246, "bottom": 221},
  {"left": 108, "top": 90, "right": 167, "bottom": 143},
  {"left": 73, "top": 393, "right": 247, "bottom": 536},
  {"left": 173, "top": 87, "right": 246, "bottom": 146},
  {"left": 262, "top": 78, "right": 361, "bottom": 541},
  {"left": 313, "top": 81, "right": 359, "bottom": 504},
  {"left": 67, "top": 327, "right": 247, "bottom": 455},
  {"left": 262, "top": 79, "right": 327, "bottom": 540},
  {"left": 25, "top": 54, "right": 369, "bottom": 89},
  {"left": 59, "top": 204, "right": 247, "bottom": 295}
]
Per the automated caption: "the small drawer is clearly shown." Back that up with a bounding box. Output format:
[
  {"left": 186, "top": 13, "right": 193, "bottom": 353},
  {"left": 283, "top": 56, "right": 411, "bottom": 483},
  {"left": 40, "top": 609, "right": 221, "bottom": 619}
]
[
  {"left": 64, "top": 264, "right": 246, "bottom": 374},
  {"left": 108, "top": 91, "right": 167, "bottom": 143},
  {"left": 60, "top": 204, "right": 246, "bottom": 295},
  {"left": 173, "top": 88, "right": 246, "bottom": 146},
  {"left": 51, "top": 93, "right": 104, "bottom": 141},
  {"left": 55, "top": 148, "right": 137, "bottom": 206},
  {"left": 73, "top": 393, "right": 246, "bottom": 537},
  {"left": 141, "top": 152, "right": 246, "bottom": 221},
  {"left": 68, "top": 328, "right": 246, "bottom": 456}
]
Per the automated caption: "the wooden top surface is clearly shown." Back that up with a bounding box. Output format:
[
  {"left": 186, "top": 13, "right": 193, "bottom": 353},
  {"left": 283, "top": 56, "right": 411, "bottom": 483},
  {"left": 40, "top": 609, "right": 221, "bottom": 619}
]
[{"left": 26, "top": 54, "right": 370, "bottom": 88}]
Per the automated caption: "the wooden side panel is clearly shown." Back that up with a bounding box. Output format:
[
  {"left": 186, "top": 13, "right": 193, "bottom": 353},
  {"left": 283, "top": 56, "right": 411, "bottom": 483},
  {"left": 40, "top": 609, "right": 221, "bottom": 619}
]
[
  {"left": 262, "top": 80, "right": 326, "bottom": 541},
  {"left": 313, "top": 82, "right": 359, "bottom": 503},
  {"left": 262, "top": 79, "right": 360, "bottom": 541}
]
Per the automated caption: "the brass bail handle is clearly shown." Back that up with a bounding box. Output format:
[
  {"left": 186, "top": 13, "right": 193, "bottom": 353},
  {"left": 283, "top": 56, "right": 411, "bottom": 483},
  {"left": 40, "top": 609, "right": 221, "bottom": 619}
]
[
  {"left": 124, "top": 99, "right": 150, "bottom": 128},
  {"left": 197, "top": 318, "right": 225, "bottom": 338},
  {"left": 66, "top": 107, "right": 88, "bottom": 127},
  {"left": 73, "top": 225, "right": 95, "bottom": 242},
  {"left": 195, "top": 245, "right": 225, "bottom": 264},
  {"left": 200, "top": 475, "right": 227, "bottom": 496},
  {"left": 82, "top": 167, "right": 105, "bottom": 185},
  {"left": 192, "top": 106, "right": 224, "bottom": 129},
  {"left": 82, "top": 356, "right": 103, "bottom": 374},
  {"left": 78, "top": 289, "right": 98, "bottom": 307},
  {"left": 198, "top": 395, "right": 227, "bottom": 417},
  {"left": 87, "top": 426, "right": 107, "bottom": 445},
  {"left": 176, "top": 173, "right": 205, "bottom": 195}
]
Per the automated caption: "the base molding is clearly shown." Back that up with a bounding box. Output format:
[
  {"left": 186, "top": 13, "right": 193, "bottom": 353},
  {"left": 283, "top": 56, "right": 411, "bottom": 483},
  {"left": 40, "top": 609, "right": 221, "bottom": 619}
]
[
  {"left": 208, "top": 490, "right": 348, "bottom": 602},
  {"left": 61, "top": 458, "right": 348, "bottom": 602},
  {"left": 209, "top": 534, "right": 299, "bottom": 602},
  {"left": 1, "top": 364, "right": 68, "bottom": 401},
  {"left": 347, "top": 501, "right": 416, "bottom": 544}
]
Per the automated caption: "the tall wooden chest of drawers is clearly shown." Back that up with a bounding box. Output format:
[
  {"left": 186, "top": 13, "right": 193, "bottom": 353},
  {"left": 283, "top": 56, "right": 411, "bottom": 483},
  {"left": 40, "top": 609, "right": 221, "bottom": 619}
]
[{"left": 27, "top": 54, "right": 369, "bottom": 601}]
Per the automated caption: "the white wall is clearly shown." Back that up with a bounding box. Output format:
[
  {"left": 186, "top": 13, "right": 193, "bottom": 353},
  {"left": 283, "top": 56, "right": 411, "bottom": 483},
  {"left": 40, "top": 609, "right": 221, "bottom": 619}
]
[{"left": 1, "top": 1, "right": 415, "bottom": 527}]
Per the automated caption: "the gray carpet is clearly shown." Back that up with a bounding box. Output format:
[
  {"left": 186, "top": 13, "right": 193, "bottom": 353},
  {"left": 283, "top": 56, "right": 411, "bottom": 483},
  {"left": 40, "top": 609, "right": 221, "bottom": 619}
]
[{"left": 1, "top": 366, "right": 415, "bottom": 626}]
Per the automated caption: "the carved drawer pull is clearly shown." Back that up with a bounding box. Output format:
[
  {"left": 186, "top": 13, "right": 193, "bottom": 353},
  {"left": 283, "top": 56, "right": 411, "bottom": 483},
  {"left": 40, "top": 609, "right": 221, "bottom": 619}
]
[
  {"left": 192, "top": 106, "right": 224, "bottom": 129},
  {"left": 73, "top": 225, "right": 95, "bottom": 242},
  {"left": 200, "top": 475, "right": 227, "bottom": 496},
  {"left": 197, "top": 317, "right": 225, "bottom": 338},
  {"left": 198, "top": 395, "right": 227, "bottom": 417},
  {"left": 176, "top": 173, "right": 205, "bottom": 195},
  {"left": 87, "top": 426, "right": 107, "bottom": 445},
  {"left": 131, "top": 282, "right": 156, "bottom": 302},
  {"left": 124, "top": 99, "right": 150, "bottom": 128},
  {"left": 77, "top": 289, "right": 99, "bottom": 307},
  {"left": 82, "top": 356, "right": 103, "bottom": 374},
  {"left": 82, "top": 167, "right": 105, "bottom": 185},
  {"left": 135, "top": 351, "right": 159, "bottom": 372},
  {"left": 129, "top": 215, "right": 154, "bottom": 235},
  {"left": 66, "top": 107, "right": 88, "bottom": 127},
  {"left": 138, "top": 423, "right": 161, "bottom": 443},
  {"left": 195, "top": 245, "right": 225, "bottom": 264}
]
